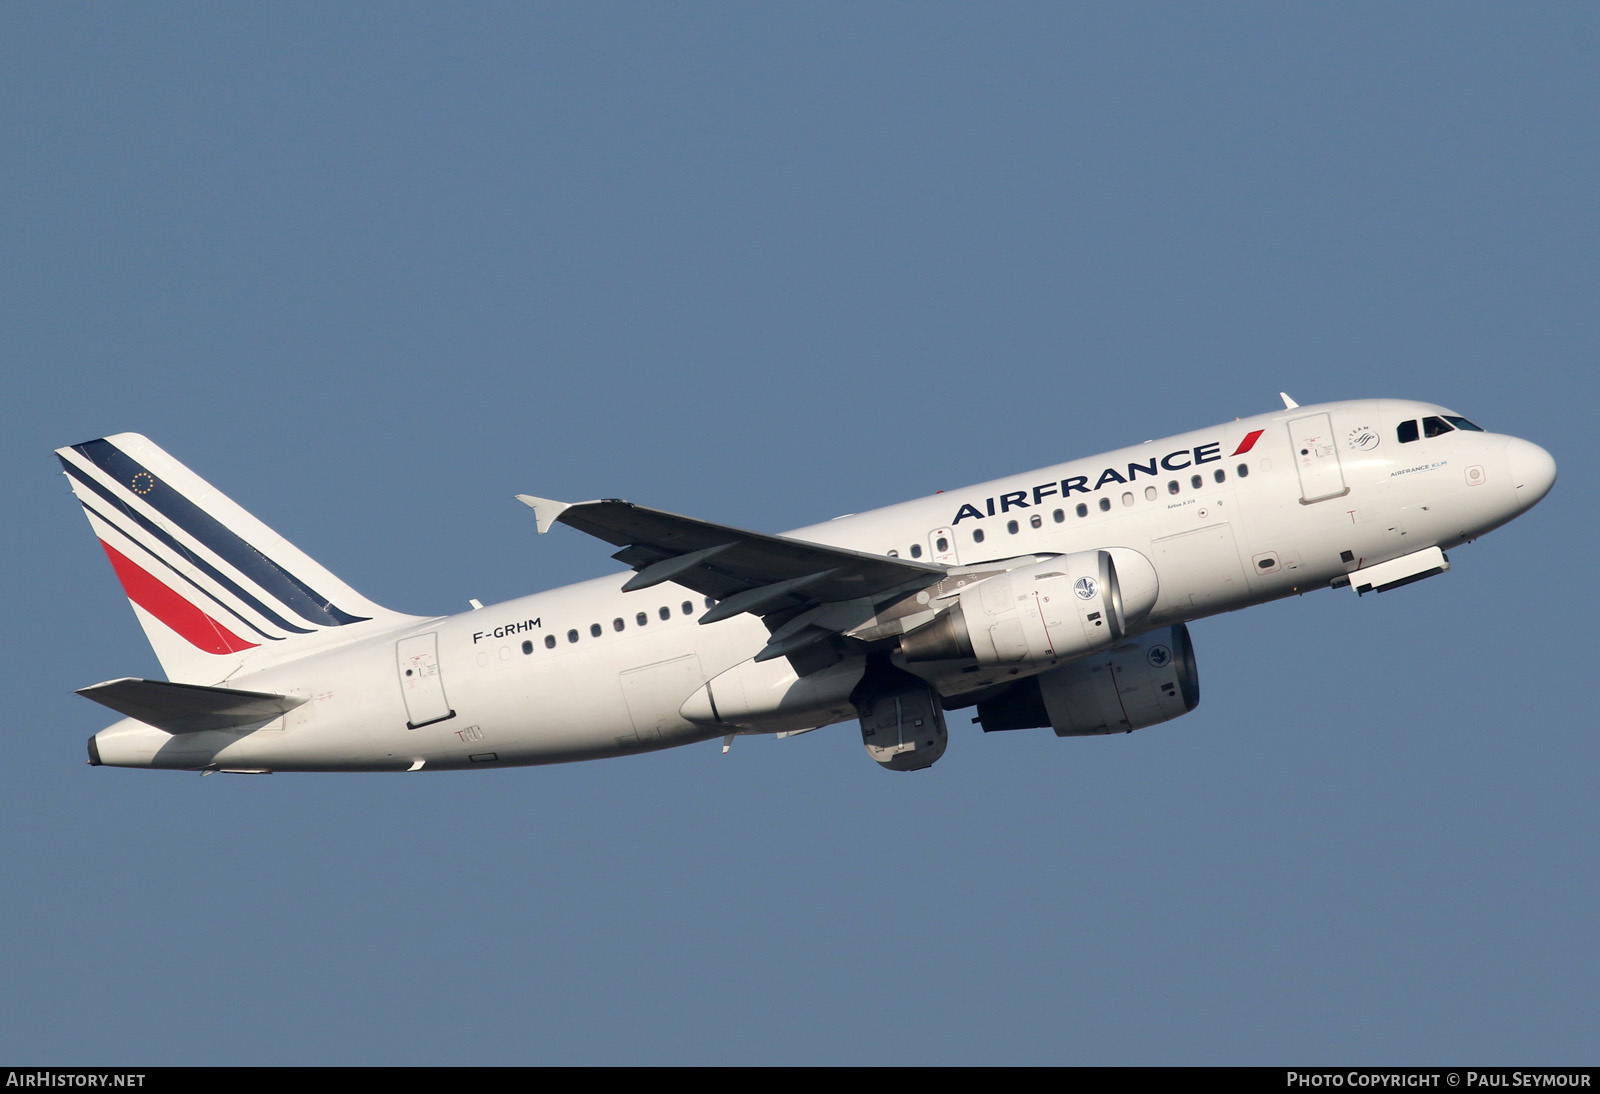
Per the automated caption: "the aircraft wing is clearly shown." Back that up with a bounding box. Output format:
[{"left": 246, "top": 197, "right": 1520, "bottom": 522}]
[{"left": 517, "top": 495, "right": 946, "bottom": 666}]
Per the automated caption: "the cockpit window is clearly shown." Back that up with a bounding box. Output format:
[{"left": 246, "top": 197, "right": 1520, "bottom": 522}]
[
  {"left": 1445, "top": 415, "right": 1484, "bottom": 432},
  {"left": 1423, "top": 416, "right": 1454, "bottom": 438},
  {"left": 1397, "top": 420, "right": 1419, "bottom": 443}
]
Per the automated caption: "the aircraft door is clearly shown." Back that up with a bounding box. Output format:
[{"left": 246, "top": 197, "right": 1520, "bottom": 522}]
[
  {"left": 620, "top": 653, "right": 705, "bottom": 748},
  {"left": 1288, "top": 413, "right": 1349, "bottom": 504},
  {"left": 928, "top": 527, "right": 960, "bottom": 566},
  {"left": 1152, "top": 523, "right": 1250, "bottom": 615},
  {"left": 397, "top": 632, "right": 455, "bottom": 728}
]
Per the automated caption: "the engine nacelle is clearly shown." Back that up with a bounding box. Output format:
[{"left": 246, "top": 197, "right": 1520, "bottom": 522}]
[
  {"left": 899, "top": 549, "right": 1159, "bottom": 666},
  {"left": 975, "top": 624, "right": 1199, "bottom": 736}
]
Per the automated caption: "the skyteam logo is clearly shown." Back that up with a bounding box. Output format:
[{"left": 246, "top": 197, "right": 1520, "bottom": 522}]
[
  {"left": 1147, "top": 644, "right": 1172, "bottom": 668},
  {"left": 1347, "top": 426, "right": 1380, "bottom": 452},
  {"left": 1073, "top": 576, "right": 1098, "bottom": 601}
]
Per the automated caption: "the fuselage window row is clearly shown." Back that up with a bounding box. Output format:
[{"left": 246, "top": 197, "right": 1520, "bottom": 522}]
[
  {"left": 528, "top": 596, "right": 717, "bottom": 653},
  {"left": 894, "top": 457, "right": 1257, "bottom": 557}
]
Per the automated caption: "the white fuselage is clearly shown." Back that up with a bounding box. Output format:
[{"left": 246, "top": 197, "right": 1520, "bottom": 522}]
[{"left": 88, "top": 398, "right": 1555, "bottom": 772}]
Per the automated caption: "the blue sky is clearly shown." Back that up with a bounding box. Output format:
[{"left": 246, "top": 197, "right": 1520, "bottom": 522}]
[{"left": 2, "top": 4, "right": 1594, "bottom": 1064}]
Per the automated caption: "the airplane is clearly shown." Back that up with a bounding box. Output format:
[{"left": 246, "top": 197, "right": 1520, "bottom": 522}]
[{"left": 59, "top": 394, "right": 1555, "bottom": 775}]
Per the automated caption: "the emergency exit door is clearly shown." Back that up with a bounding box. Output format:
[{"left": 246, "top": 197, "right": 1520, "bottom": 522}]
[
  {"left": 927, "top": 527, "right": 960, "bottom": 566},
  {"left": 397, "top": 632, "right": 455, "bottom": 728}
]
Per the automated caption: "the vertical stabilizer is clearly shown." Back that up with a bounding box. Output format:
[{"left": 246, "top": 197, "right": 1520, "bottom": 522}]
[{"left": 57, "top": 433, "right": 422, "bottom": 684}]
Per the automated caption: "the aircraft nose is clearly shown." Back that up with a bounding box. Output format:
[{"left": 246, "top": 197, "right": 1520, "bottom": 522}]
[{"left": 1504, "top": 437, "right": 1557, "bottom": 510}]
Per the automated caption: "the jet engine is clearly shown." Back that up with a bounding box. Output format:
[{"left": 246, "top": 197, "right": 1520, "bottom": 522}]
[
  {"left": 974, "top": 624, "right": 1199, "bottom": 736},
  {"left": 899, "top": 549, "right": 1159, "bottom": 667}
]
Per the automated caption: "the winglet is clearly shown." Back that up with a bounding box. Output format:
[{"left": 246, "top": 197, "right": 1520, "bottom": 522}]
[
  {"left": 515, "top": 495, "right": 573, "bottom": 534},
  {"left": 1279, "top": 392, "right": 1299, "bottom": 409}
]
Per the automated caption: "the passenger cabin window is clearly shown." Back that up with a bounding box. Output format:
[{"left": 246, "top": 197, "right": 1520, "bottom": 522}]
[
  {"left": 910, "top": 544, "right": 923, "bottom": 558},
  {"left": 545, "top": 634, "right": 556, "bottom": 649},
  {"left": 1006, "top": 519, "right": 1019, "bottom": 534},
  {"left": 1052, "top": 509, "right": 1064, "bottom": 523},
  {"left": 1121, "top": 492, "right": 1133, "bottom": 508},
  {"left": 1030, "top": 514, "right": 1042, "bottom": 529},
  {"left": 1237, "top": 463, "right": 1249, "bottom": 478},
  {"left": 972, "top": 528, "right": 985, "bottom": 543},
  {"left": 1098, "top": 497, "right": 1111, "bottom": 512},
  {"left": 659, "top": 606, "right": 671, "bottom": 621},
  {"left": 682, "top": 601, "right": 693, "bottom": 615},
  {"left": 613, "top": 618, "right": 625, "bottom": 632},
  {"left": 522, "top": 640, "right": 533, "bottom": 655},
  {"left": 567, "top": 629, "right": 579, "bottom": 644},
  {"left": 1190, "top": 474, "right": 1202, "bottom": 490},
  {"left": 1167, "top": 480, "right": 1179, "bottom": 495},
  {"left": 1144, "top": 486, "right": 1157, "bottom": 501},
  {"left": 1397, "top": 420, "right": 1420, "bottom": 443},
  {"left": 590, "top": 623, "right": 602, "bottom": 638},
  {"left": 1076, "top": 503, "right": 1088, "bottom": 518},
  {"left": 936, "top": 536, "right": 949, "bottom": 551},
  {"left": 1214, "top": 469, "right": 1226, "bottom": 484},
  {"left": 887, "top": 548, "right": 898, "bottom": 557},
  {"left": 636, "top": 612, "right": 648, "bottom": 627}
]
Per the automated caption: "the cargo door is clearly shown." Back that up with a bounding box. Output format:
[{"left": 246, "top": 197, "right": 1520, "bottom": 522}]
[
  {"left": 1152, "top": 523, "right": 1250, "bottom": 616},
  {"left": 620, "top": 653, "right": 705, "bottom": 747}
]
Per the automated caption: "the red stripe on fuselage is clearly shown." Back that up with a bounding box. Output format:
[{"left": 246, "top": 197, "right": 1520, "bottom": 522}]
[
  {"left": 1232, "top": 429, "right": 1264, "bottom": 456},
  {"left": 97, "top": 540, "right": 258, "bottom": 654}
]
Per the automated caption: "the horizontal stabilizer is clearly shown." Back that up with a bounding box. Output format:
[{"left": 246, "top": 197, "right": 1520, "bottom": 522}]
[{"left": 77, "top": 677, "right": 307, "bottom": 734}]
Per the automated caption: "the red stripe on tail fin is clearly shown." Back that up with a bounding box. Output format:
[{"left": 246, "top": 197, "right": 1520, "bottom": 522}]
[{"left": 98, "top": 540, "right": 258, "bottom": 655}]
